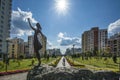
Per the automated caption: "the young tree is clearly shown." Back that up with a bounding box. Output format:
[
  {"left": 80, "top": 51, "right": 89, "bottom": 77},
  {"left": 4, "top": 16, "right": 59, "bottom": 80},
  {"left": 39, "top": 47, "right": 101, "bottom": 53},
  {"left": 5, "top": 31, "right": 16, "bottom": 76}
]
[{"left": 113, "top": 54, "right": 117, "bottom": 63}]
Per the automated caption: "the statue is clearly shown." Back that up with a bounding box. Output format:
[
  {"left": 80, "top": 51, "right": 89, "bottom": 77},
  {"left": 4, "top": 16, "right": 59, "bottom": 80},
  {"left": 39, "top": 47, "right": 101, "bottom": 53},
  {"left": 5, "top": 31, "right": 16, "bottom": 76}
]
[{"left": 28, "top": 18, "right": 43, "bottom": 66}]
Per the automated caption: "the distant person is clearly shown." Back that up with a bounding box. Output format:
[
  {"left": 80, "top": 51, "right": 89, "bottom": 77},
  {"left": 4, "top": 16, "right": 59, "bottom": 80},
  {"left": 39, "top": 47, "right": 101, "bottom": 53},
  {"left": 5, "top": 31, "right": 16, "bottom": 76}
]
[{"left": 63, "top": 58, "right": 65, "bottom": 66}]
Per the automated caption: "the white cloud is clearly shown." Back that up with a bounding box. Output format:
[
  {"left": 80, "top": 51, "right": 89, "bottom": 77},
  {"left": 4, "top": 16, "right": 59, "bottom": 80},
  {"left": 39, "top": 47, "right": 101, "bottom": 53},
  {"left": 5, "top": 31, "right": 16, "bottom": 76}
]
[
  {"left": 56, "top": 32, "right": 81, "bottom": 54},
  {"left": 57, "top": 32, "right": 81, "bottom": 47},
  {"left": 58, "top": 32, "right": 64, "bottom": 38},
  {"left": 46, "top": 32, "right": 81, "bottom": 54},
  {"left": 108, "top": 19, "right": 120, "bottom": 35},
  {"left": 47, "top": 40, "right": 53, "bottom": 48},
  {"left": 47, "top": 40, "right": 58, "bottom": 49},
  {"left": 11, "top": 8, "right": 37, "bottom": 36}
]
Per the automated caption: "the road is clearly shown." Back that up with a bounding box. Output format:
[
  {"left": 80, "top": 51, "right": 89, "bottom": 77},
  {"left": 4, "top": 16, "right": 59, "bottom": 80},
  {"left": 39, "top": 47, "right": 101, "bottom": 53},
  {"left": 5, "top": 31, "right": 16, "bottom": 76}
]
[
  {"left": 0, "top": 72, "right": 28, "bottom": 80},
  {"left": 56, "top": 56, "right": 71, "bottom": 68}
]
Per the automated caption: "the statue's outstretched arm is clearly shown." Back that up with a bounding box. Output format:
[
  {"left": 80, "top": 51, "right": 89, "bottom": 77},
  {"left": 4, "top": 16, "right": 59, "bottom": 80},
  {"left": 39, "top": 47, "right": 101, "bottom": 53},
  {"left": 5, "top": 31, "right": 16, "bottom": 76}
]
[{"left": 28, "top": 18, "right": 35, "bottom": 30}]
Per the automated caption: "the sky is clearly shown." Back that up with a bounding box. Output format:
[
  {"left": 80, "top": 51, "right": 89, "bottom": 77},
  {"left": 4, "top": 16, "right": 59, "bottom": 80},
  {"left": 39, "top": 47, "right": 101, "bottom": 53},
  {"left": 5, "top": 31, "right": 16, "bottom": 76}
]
[{"left": 11, "top": 0, "right": 120, "bottom": 53}]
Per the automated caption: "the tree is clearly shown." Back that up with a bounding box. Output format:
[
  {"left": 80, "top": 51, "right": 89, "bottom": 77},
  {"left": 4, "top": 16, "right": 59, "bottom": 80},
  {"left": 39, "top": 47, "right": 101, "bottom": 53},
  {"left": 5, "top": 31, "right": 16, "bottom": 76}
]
[
  {"left": 19, "top": 55, "right": 24, "bottom": 60},
  {"left": 104, "top": 47, "right": 111, "bottom": 57},
  {"left": 112, "top": 54, "right": 117, "bottom": 63}
]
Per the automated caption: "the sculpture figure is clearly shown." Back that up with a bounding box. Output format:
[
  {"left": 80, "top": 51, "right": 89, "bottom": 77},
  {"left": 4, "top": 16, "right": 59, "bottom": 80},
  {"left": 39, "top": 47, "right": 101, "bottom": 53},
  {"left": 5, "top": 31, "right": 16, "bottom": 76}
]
[{"left": 28, "top": 18, "right": 43, "bottom": 66}]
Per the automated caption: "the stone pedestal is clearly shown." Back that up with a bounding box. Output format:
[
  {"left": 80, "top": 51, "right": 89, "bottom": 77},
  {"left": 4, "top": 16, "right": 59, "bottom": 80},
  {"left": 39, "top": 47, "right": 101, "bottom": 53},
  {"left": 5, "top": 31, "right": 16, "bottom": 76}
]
[{"left": 27, "top": 65, "right": 120, "bottom": 80}]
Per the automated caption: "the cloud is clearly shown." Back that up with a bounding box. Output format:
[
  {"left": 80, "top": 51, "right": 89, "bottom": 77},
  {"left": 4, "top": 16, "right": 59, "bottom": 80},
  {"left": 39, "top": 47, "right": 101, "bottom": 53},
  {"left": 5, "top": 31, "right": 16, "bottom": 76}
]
[
  {"left": 47, "top": 40, "right": 60, "bottom": 50},
  {"left": 108, "top": 19, "right": 120, "bottom": 35},
  {"left": 47, "top": 40, "right": 53, "bottom": 48},
  {"left": 11, "top": 8, "right": 37, "bottom": 36},
  {"left": 58, "top": 32, "right": 64, "bottom": 38},
  {"left": 57, "top": 32, "right": 81, "bottom": 47}
]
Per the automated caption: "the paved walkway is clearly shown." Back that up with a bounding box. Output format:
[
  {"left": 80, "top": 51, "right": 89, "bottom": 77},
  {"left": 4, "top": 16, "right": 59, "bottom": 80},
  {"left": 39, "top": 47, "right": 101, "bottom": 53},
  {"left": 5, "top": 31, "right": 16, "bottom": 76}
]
[
  {"left": 56, "top": 56, "right": 71, "bottom": 68},
  {"left": 0, "top": 72, "right": 28, "bottom": 80}
]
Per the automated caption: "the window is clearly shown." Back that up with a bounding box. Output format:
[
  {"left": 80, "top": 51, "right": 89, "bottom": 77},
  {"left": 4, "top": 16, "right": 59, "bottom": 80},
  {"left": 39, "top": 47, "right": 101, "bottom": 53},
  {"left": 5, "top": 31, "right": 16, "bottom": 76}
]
[
  {"left": 1, "top": 20, "right": 3, "bottom": 23},
  {"left": 1, "top": 15, "right": 4, "bottom": 19},
  {"left": 0, "top": 29, "right": 3, "bottom": 33},
  {"left": 1, "top": 11, "right": 4, "bottom": 14},
  {"left": 1, "top": 25, "right": 3, "bottom": 28},
  {"left": 2, "top": 6, "right": 4, "bottom": 10},
  {"left": 12, "top": 44, "right": 14, "bottom": 48}
]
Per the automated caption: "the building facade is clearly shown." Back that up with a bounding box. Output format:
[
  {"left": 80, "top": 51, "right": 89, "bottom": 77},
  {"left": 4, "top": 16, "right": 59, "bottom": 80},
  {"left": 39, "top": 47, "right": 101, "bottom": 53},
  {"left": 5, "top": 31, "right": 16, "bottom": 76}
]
[
  {"left": 0, "top": 0, "right": 12, "bottom": 57},
  {"left": 108, "top": 33, "right": 120, "bottom": 55},
  {"left": 82, "top": 27, "right": 107, "bottom": 54},
  {"left": 65, "top": 48, "right": 81, "bottom": 55},
  {"left": 47, "top": 48, "right": 61, "bottom": 56},
  {"left": 98, "top": 29, "right": 108, "bottom": 53},
  {"left": 82, "top": 31, "right": 91, "bottom": 52},
  {"left": 9, "top": 37, "right": 24, "bottom": 59},
  {"left": 24, "top": 42, "right": 29, "bottom": 58},
  {"left": 28, "top": 35, "right": 34, "bottom": 57}
]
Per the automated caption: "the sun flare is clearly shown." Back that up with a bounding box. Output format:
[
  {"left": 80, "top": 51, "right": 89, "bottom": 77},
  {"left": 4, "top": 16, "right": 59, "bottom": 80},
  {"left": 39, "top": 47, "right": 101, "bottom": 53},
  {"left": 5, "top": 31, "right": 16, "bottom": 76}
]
[{"left": 55, "top": 0, "right": 69, "bottom": 15}]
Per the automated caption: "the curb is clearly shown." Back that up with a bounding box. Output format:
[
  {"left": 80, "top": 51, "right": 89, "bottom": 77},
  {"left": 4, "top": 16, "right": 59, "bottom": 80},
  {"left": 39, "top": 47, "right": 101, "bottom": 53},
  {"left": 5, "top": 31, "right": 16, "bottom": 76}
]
[{"left": 0, "top": 69, "right": 29, "bottom": 76}]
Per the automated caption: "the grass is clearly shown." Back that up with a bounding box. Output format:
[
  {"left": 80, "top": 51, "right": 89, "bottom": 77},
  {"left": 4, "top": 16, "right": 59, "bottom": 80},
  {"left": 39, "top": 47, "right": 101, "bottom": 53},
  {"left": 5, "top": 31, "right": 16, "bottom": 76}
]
[
  {"left": 67, "top": 56, "right": 120, "bottom": 72},
  {"left": 0, "top": 57, "right": 57, "bottom": 72},
  {"left": 49, "top": 57, "right": 61, "bottom": 67}
]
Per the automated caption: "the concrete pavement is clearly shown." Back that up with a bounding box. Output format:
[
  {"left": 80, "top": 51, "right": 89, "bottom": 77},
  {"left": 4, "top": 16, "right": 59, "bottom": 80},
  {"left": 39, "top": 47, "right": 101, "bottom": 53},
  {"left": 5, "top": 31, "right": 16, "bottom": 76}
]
[
  {"left": 0, "top": 72, "right": 27, "bottom": 80},
  {"left": 56, "top": 56, "right": 71, "bottom": 68}
]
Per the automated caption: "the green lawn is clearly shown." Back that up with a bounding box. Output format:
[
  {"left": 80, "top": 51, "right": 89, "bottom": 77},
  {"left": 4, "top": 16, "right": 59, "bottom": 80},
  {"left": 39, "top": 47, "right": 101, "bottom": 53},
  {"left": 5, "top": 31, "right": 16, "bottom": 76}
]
[
  {"left": 0, "top": 57, "right": 57, "bottom": 72},
  {"left": 67, "top": 56, "right": 120, "bottom": 72}
]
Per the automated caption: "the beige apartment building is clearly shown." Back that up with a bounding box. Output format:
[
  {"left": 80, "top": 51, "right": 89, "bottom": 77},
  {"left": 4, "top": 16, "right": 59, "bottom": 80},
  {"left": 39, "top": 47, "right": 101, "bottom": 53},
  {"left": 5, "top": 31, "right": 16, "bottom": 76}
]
[{"left": 9, "top": 37, "right": 24, "bottom": 59}]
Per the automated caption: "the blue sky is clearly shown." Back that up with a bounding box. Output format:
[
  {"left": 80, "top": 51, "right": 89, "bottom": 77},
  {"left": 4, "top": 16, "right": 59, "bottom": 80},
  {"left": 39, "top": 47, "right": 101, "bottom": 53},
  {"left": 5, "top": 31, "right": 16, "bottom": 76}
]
[{"left": 11, "top": 0, "right": 120, "bottom": 53}]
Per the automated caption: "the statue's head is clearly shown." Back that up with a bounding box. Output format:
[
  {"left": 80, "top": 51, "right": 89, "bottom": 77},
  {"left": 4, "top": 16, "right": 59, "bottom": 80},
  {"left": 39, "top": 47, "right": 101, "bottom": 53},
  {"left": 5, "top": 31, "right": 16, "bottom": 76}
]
[{"left": 36, "top": 23, "right": 42, "bottom": 30}]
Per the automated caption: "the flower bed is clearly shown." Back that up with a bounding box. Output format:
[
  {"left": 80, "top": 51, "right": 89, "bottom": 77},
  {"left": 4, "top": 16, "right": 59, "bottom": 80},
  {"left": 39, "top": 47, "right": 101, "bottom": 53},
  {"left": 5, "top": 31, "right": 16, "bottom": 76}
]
[
  {"left": 66, "top": 58, "right": 85, "bottom": 68},
  {"left": 49, "top": 57, "right": 61, "bottom": 67},
  {"left": 0, "top": 68, "right": 30, "bottom": 76}
]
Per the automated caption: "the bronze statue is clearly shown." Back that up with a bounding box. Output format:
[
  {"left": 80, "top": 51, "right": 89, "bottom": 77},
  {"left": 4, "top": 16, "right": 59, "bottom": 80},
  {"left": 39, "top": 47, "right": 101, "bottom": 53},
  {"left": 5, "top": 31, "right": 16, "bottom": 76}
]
[{"left": 28, "top": 18, "right": 43, "bottom": 66}]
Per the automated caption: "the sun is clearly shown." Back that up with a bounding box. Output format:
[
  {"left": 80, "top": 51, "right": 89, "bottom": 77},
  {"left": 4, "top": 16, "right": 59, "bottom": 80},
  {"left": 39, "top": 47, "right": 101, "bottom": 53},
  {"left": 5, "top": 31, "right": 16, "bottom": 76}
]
[{"left": 54, "top": 0, "right": 69, "bottom": 15}]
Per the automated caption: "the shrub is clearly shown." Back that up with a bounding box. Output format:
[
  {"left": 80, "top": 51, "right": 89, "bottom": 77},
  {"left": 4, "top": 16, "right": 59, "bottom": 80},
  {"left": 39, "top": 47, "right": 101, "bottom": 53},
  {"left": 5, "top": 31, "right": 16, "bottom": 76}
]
[
  {"left": 0, "top": 62, "right": 4, "bottom": 68},
  {"left": 49, "top": 58, "right": 61, "bottom": 67}
]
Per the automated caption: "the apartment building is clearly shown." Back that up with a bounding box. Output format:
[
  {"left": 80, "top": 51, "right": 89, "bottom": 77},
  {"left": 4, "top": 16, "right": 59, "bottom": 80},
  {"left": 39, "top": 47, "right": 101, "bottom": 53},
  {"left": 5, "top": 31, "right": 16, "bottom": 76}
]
[
  {"left": 28, "top": 35, "right": 34, "bottom": 57},
  {"left": 82, "top": 27, "right": 107, "bottom": 54},
  {"left": 47, "top": 48, "right": 61, "bottom": 56},
  {"left": 108, "top": 33, "right": 120, "bottom": 55},
  {"left": 24, "top": 42, "right": 29, "bottom": 58},
  {"left": 98, "top": 29, "right": 108, "bottom": 52},
  {"left": 9, "top": 37, "right": 24, "bottom": 58},
  {"left": 0, "top": 0, "right": 12, "bottom": 57}
]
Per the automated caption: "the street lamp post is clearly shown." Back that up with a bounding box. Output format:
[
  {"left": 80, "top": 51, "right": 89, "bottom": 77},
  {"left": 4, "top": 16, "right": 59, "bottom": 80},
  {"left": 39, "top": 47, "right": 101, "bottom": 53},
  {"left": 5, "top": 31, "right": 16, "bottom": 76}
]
[
  {"left": 73, "top": 44, "right": 75, "bottom": 55},
  {"left": 73, "top": 44, "right": 75, "bottom": 63},
  {"left": 118, "top": 52, "right": 120, "bottom": 72}
]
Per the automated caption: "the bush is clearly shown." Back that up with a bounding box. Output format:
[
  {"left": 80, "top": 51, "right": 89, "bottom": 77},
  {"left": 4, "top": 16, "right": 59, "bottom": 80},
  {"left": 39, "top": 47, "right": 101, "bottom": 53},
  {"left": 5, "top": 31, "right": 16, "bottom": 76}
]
[
  {"left": 49, "top": 58, "right": 61, "bottom": 67},
  {"left": 0, "top": 62, "right": 4, "bottom": 68},
  {"left": 66, "top": 58, "right": 85, "bottom": 68}
]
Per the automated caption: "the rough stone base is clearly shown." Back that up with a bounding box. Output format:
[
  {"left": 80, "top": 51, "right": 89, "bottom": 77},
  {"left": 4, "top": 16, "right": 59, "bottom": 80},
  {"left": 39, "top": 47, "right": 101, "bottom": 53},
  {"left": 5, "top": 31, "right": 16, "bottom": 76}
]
[{"left": 27, "top": 65, "right": 120, "bottom": 80}]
